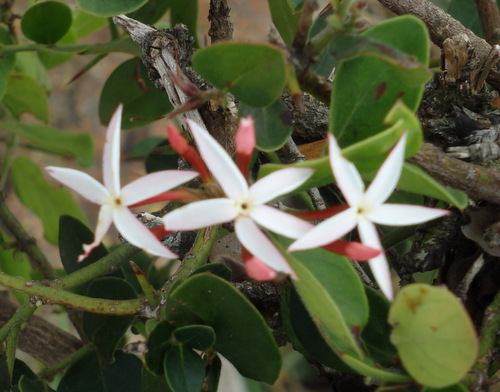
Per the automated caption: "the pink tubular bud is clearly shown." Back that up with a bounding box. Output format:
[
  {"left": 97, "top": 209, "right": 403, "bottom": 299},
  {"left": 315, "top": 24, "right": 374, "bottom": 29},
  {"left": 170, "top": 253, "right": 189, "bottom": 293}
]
[{"left": 235, "top": 117, "right": 256, "bottom": 182}]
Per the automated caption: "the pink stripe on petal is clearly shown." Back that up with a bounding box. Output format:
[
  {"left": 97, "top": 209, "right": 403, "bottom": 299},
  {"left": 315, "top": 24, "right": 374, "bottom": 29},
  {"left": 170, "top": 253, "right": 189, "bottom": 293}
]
[
  {"left": 103, "top": 104, "right": 123, "bottom": 194},
  {"left": 186, "top": 119, "right": 248, "bottom": 200},
  {"left": 79, "top": 206, "right": 113, "bottom": 261},
  {"left": 162, "top": 198, "right": 238, "bottom": 231},
  {"left": 235, "top": 217, "right": 295, "bottom": 277},
  {"left": 249, "top": 204, "right": 313, "bottom": 239},
  {"left": 288, "top": 207, "right": 358, "bottom": 251},
  {"left": 242, "top": 247, "right": 277, "bottom": 281},
  {"left": 121, "top": 170, "right": 198, "bottom": 206},
  {"left": 235, "top": 117, "right": 256, "bottom": 181},
  {"left": 46, "top": 167, "right": 109, "bottom": 205},
  {"left": 249, "top": 167, "right": 314, "bottom": 205},
  {"left": 114, "top": 207, "right": 178, "bottom": 259}
]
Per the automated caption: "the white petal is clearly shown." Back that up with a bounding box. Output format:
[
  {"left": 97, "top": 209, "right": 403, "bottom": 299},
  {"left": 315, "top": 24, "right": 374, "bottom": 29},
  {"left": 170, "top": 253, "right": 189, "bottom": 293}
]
[
  {"left": 357, "top": 219, "right": 393, "bottom": 300},
  {"left": 368, "top": 204, "right": 449, "bottom": 226},
  {"left": 113, "top": 207, "right": 178, "bottom": 259},
  {"left": 102, "top": 105, "right": 123, "bottom": 194},
  {"left": 162, "top": 198, "right": 238, "bottom": 230},
  {"left": 235, "top": 217, "right": 295, "bottom": 276},
  {"left": 249, "top": 168, "right": 314, "bottom": 204},
  {"left": 121, "top": 170, "right": 199, "bottom": 205},
  {"left": 328, "top": 134, "right": 365, "bottom": 206},
  {"left": 365, "top": 132, "right": 407, "bottom": 206},
  {"left": 46, "top": 166, "right": 109, "bottom": 205},
  {"left": 80, "top": 204, "right": 114, "bottom": 261},
  {"left": 186, "top": 119, "right": 248, "bottom": 200},
  {"left": 288, "top": 207, "right": 358, "bottom": 251},
  {"left": 249, "top": 204, "right": 313, "bottom": 239}
]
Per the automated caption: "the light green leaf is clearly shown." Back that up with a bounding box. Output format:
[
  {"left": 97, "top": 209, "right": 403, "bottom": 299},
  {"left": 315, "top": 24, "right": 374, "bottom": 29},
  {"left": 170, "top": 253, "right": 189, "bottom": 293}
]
[
  {"left": 3, "top": 72, "right": 49, "bottom": 121},
  {"left": 72, "top": 10, "right": 107, "bottom": 39},
  {"left": 192, "top": 43, "right": 287, "bottom": 107},
  {"left": 11, "top": 156, "right": 87, "bottom": 243},
  {"left": 388, "top": 284, "right": 478, "bottom": 388},
  {"left": 1, "top": 123, "right": 94, "bottom": 167},
  {"left": 76, "top": 0, "right": 148, "bottom": 17},
  {"left": 0, "top": 26, "right": 15, "bottom": 100},
  {"left": 268, "top": 0, "right": 301, "bottom": 46}
]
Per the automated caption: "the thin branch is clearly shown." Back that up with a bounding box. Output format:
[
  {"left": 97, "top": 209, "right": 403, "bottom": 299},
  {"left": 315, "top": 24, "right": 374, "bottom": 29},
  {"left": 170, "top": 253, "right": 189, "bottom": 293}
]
[
  {"left": 475, "top": 0, "right": 500, "bottom": 45},
  {"left": 208, "top": 0, "right": 233, "bottom": 43}
]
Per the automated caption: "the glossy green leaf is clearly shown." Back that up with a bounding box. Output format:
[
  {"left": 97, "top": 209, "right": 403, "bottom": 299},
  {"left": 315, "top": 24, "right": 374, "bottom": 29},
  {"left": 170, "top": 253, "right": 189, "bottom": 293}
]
[
  {"left": 76, "top": 0, "right": 148, "bottom": 17},
  {"left": 268, "top": 0, "right": 301, "bottom": 46},
  {"left": 58, "top": 351, "right": 142, "bottom": 392},
  {"left": 145, "top": 320, "right": 175, "bottom": 375},
  {"left": 192, "top": 43, "right": 287, "bottom": 107},
  {"left": 3, "top": 72, "right": 49, "bottom": 121},
  {"left": 99, "top": 58, "right": 173, "bottom": 129},
  {"left": 173, "top": 325, "right": 216, "bottom": 351},
  {"left": 0, "top": 26, "right": 15, "bottom": 100},
  {"left": 142, "top": 367, "right": 172, "bottom": 391},
  {"left": 58, "top": 215, "right": 109, "bottom": 276},
  {"left": 0, "top": 123, "right": 93, "bottom": 167},
  {"left": 167, "top": 0, "right": 199, "bottom": 47},
  {"left": 239, "top": 100, "right": 292, "bottom": 151},
  {"left": 127, "top": 0, "right": 170, "bottom": 24},
  {"left": 341, "top": 353, "right": 411, "bottom": 383},
  {"left": 164, "top": 346, "right": 205, "bottom": 392},
  {"left": 166, "top": 274, "right": 281, "bottom": 383},
  {"left": 192, "top": 263, "right": 232, "bottom": 281},
  {"left": 83, "top": 278, "right": 137, "bottom": 362},
  {"left": 331, "top": 15, "right": 431, "bottom": 147},
  {"left": 11, "top": 156, "right": 87, "bottom": 243},
  {"left": 388, "top": 284, "right": 478, "bottom": 388},
  {"left": 21, "top": 1, "right": 72, "bottom": 44},
  {"left": 285, "top": 246, "right": 367, "bottom": 358}
]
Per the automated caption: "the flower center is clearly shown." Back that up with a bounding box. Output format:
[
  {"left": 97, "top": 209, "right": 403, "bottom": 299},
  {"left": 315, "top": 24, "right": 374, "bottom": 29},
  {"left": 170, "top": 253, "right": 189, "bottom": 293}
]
[
  {"left": 236, "top": 199, "right": 253, "bottom": 216},
  {"left": 356, "top": 200, "right": 372, "bottom": 217}
]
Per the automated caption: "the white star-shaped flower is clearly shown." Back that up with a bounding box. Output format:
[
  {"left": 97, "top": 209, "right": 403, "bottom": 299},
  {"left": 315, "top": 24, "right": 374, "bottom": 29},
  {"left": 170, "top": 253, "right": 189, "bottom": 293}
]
[
  {"left": 46, "top": 105, "right": 198, "bottom": 261},
  {"left": 162, "top": 118, "right": 315, "bottom": 279},
  {"left": 289, "top": 132, "right": 449, "bottom": 300}
]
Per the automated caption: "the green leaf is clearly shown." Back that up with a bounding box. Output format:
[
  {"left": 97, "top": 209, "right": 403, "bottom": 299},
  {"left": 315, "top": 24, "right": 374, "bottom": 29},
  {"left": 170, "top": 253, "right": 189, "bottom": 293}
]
[
  {"left": 388, "top": 284, "right": 478, "bottom": 388},
  {"left": 18, "top": 375, "right": 55, "bottom": 392},
  {"left": 331, "top": 15, "right": 431, "bottom": 147},
  {"left": 0, "top": 248, "right": 31, "bottom": 303},
  {"left": 142, "top": 367, "right": 172, "bottom": 392},
  {"left": 164, "top": 346, "right": 205, "bottom": 392},
  {"left": 167, "top": 0, "right": 199, "bottom": 47},
  {"left": 127, "top": 0, "right": 170, "bottom": 24},
  {"left": 72, "top": 10, "right": 107, "bottom": 39},
  {"left": 146, "top": 321, "right": 175, "bottom": 375},
  {"left": 38, "top": 28, "right": 76, "bottom": 69},
  {"left": 0, "top": 26, "right": 16, "bottom": 100},
  {"left": 166, "top": 274, "right": 281, "bottom": 383},
  {"left": 99, "top": 58, "right": 173, "bottom": 129},
  {"left": 58, "top": 351, "right": 142, "bottom": 392},
  {"left": 76, "top": 0, "right": 148, "bottom": 17},
  {"left": 423, "top": 384, "right": 469, "bottom": 392},
  {"left": 239, "top": 100, "right": 292, "bottom": 151},
  {"left": 83, "top": 278, "right": 137, "bottom": 363},
  {"left": 11, "top": 156, "right": 87, "bottom": 243},
  {"left": 284, "top": 245, "right": 368, "bottom": 357},
  {"left": 192, "top": 263, "right": 232, "bottom": 281},
  {"left": 3, "top": 72, "right": 49, "bottom": 121},
  {"left": 430, "top": 0, "right": 483, "bottom": 36},
  {"left": 268, "top": 0, "right": 301, "bottom": 46},
  {"left": 21, "top": 1, "right": 72, "bottom": 44},
  {"left": 0, "top": 123, "right": 94, "bottom": 167},
  {"left": 173, "top": 325, "right": 216, "bottom": 351},
  {"left": 58, "top": 215, "right": 109, "bottom": 276},
  {"left": 341, "top": 353, "right": 411, "bottom": 383},
  {"left": 205, "top": 354, "right": 221, "bottom": 392},
  {"left": 192, "top": 43, "right": 287, "bottom": 107}
]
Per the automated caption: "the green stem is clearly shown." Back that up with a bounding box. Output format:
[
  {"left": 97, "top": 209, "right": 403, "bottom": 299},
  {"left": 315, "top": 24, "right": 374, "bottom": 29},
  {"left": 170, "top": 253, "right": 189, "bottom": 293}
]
[
  {"left": 0, "top": 302, "right": 36, "bottom": 344},
  {"left": 0, "top": 273, "right": 143, "bottom": 315},
  {"left": 0, "top": 191, "right": 54, "bottom": 279},
  {"left": 160, "top": 226, "right": 219, "bottom": 295},
  {"left": 58, "top": 244, "right": 139, "bottom": 290},
  {"left": 38, "top": 343, "right": 95, "bottom": 381},
  {"left": 0, "top": 133, "right": 16, "bottom": 188}
]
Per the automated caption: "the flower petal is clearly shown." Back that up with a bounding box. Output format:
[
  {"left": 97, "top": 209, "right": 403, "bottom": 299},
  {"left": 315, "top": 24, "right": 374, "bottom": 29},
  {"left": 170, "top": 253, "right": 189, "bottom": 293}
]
[
  {"left": 249, "top": 204, "right": 313, "bottom": 239},
  {"left": 186, "top": 119, "right": 248, "bottom": 200},
  {"left": 242, "top": 247, "right": 277, "bottom": 281},
  {"left": 249, "top": 167, "right": 314, "bottom": 205},
  {"left": 46, "top": 166, "right": 109, "bottom": 205},
  {"left": 365, "top": 132, "right": 407, "bottom": 205},
  {"left": 235, "top": 217, "right": 296, "bottom": 277},
  {"left": 328, "top": 133, "right": 365, "bottom": 206},
  {"left": 162, "top": 198, "right": 238, "bottom": 230},
  {"left": 102, "top": 104, "right": 123, "bottom": 194},
  {"left": 322, "top": 239, "right": 381, "bottom": 261},
  {"left": 368, "top": 204, "right": 449, "bottom": 226},
  {"left": 235, "top": 117, "right": 256, "bottom": 181},
  {"left": 288, "top": 207, "right": 358, "bottom": 252},
  {"left": 114, "top": 207, "right": 178, "bottom": 259},
  {"left": 357, "top": 219, "right": 393, "bottom": 300},
  {"left": 121, "top": 170, "right": 199, "bottom": 206},
  {"left": 79, "top": 204, "right": 113, "bottom": 261}
]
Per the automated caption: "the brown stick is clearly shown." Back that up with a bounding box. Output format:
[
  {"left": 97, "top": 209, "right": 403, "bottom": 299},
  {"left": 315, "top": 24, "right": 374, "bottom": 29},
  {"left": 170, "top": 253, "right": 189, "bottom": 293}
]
[{"left": 475, "top": 0, "right": 500, "bottom": 44}]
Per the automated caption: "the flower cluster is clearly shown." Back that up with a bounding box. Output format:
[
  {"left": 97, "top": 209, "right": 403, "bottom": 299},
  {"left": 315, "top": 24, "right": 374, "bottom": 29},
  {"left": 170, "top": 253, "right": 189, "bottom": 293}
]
[{"left": 47, "top": 105, "right": 448, "bottom": 300}]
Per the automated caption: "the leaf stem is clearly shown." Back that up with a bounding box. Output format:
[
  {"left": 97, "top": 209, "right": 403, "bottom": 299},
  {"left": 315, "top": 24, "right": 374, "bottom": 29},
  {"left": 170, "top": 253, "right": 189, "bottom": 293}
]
[
  {"left": 38, "top": 343, "right": 95, "bottom": 381},
  {"left": 0, "top": 302, "right": 36, "bottom": 344}
]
